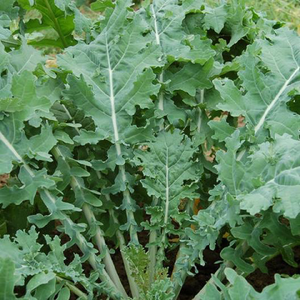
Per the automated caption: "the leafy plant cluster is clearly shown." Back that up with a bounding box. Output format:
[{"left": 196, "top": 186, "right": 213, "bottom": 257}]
[
  {"left": 1, "top": 0, "right": 300, "bottom": 299},
  {"left": 247, "top": 0, "right": 300, "bottom": 33}
]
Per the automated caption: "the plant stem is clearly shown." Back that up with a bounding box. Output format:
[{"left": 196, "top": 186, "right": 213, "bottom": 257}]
[
  {"left": 109, "top": 208, "right": 140, "bottom": 298},
  {"left": 193, "top": 261, "right": 233, "bottom": 300},
  {"left": 95, "top": 170, "right": 139, "bottom": 298},
  {"left": 172, "top": 244, "right": 190, "bottom": 300},
  {"left": 61, "top": 105, "right": 133, "bottom": 296},
  {"left": 82, "top": 203, "right": 128, "bottom": 298},
  {"left": 197, "top": 89, "right": 205, "bottom": 133},
  {"left": 56, "top": 276, "right": 88, "bottom": 300},
  {"left": 82, "top": 171, "right": 139, "bottom": 297},
  {"left": 158, "top": 73, "right": 164, "bottom": 111},
  {"left": 51, "top": 146, "right": 127, "bottom": 298},
  {"left": 148, "top": 197, "right": 159, "bottom": 286},
  {"left": 41, "top": 189, "right": 122, "bottom": 299},
  {"left": 171, "top": 202, "right": 195, "bottom": 298},
  {"left": 0, "top": 129, "right": 121, "bottom": 298}
]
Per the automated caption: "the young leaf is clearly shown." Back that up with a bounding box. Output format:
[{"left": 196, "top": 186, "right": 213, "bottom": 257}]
[{"left": 136, "top": 129, "right": 199, "bottom": 223}]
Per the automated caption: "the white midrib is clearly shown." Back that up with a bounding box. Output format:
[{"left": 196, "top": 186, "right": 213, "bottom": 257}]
[
  {"left": 254, "top": 66, "right": 300, "bottom": 134},
  {"left": 259, "top": 242, "right": 294, "bottom": 262},
  {"left": 157, "top": 148, "right": 170, "bottom": 268},
  {"left": 237, "top": 66, "right": 300, "bottom": 161},
  {"left": 0, "top": 131, "right": 34, "bottom": 177},
  {"left": 158, "top": 73, "right": 164, "bottom": 110},
  {"left": 105, "top": 34, "right": 120, "bottom": 154},
  {"left": 151, "top": 5, "right": 160, "bottom": 46},
  {"left": 151, "top": 5, "right": 164, "bottom": 111},
  {"left": 17, "top": 52, "right": 35, "bottom": 74},
  {"left": 164, "top": 149, "right": 170, "bottom": 224},
  {"left": 105, "top": 34, "right": 125, "bottom": 179},
  {"left": 105, "top": 34, "right": 138, "bottom": 243}
]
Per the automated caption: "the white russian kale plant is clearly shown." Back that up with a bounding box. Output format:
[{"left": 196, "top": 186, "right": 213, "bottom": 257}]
[{"left": 0, "top": 0, "right": 300, "bottom": 299}]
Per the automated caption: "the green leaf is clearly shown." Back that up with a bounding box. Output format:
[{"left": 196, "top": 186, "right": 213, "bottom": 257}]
[
  {"left": 215, "top": 131, "right": 244, "bottom": 196},
  {"left": 200, "top": 283, "right": 222, "bottom": 300},
  {"left": 9, "top": 43, "right": 44, "bottom": 74},
  {"left": 215, "top": 28, "right": 300, "bottom": 139},
  {"left": 239, "top": 135, "right": 300, "bottom": 218},
  {"left": 231, "top": 223, "right": 276, "bottom": 258},
  {"left": 0, "top": 257, "right": 17, "bottom": 300},
  {"left": 208, "top": 268, "right": 300, "bottom": 299},
  {"left": 0, "top": 168, "right": 56, "bottom": 207},
  {"left": 123, "top": 245, "right": 173, "bottom": 299},
  {"left": 224, "top": 268, "right": 258, "bottom": 299},
  {"left": 0, "top": 42, "right": 10, "bottom": 73},
  {"left": 208, "top": 117, "right": 235, "bottom": 142},
  {"left": 54, "top": 0, "right": 72, "bottom": 11},
  {"left": 221, "top": 247, "right": 255, "bottom": 274},
  {"left": 54, "top": 130, "right": 74, "bottom": 144},
  {"left": 0, "top": 227, "right": 96, "bottom": 297},
  {"left": 214, "top": 78, "right": 247, "bottom": 118},
  {"left": 226, "top": 0, "right": 252, "bottom": 47},
  {"left": 166, "top": 59, "right": 217, "bottom": 96},
  {"left": 26, "top": 272, "right": 56, "bottom": 297},
  {"left": 261, "top": 274, "right": 300, "bottom": 299},
  {"left": 56, "top": 287, "right": 70, "bottom": 300},
  {"left": 203, "top": 4, "right": 227, "bottom": 34},
  {"left": 28, "top": 124, "right": 57, "bottom": 161},
  {"left": 52, "top": 146, "right": 102, "bottom": 208},
  {"left": 91, "top": 0, "right": 114, "bottom": 12},
  {"left": 146, "top": 278, "right": 175, "bottom": 300},
  {"left": 216, "top": 133, "right": 300, "bottom": 218},
  {"left": 1, "top": 1, "right": 300, "bottom": 299},
  {"left": 0, "top": 116, "right": 29, "bottom": 174},
  {"left": 0, "top": 0, "right": 19, "bottom": 19},
  {"left": 3, "top": 70, "right": 51, "bottom": 117},
  {"left": 0, "top": 16, "right": 11, "bottom": 41},
  {"left": 135, "top": 129, "right": 200, "bottom": 222},
  {"left": 145, "top": 0, "right": 209, "bottom": 62},
  {"left": 59, "top": 4, "right": 162, "bottom": 145},
  {"left": 18, "top": 0, "right": 77, "bottom": 48},
  {"left": 123, "top": 245, "right": 150, "bottom": 295}
]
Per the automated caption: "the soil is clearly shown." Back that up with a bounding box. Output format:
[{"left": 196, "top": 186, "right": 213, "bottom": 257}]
[
  {"left": 106, "top": 243, "right": 300, "bottom": 299},
  {"left": 247, "top": 246, "right": 300, "bottom": 292},
  {"left": 15, "top": 229, "right": 300, "bottom": 299},
  {"left": 108, "top": 243, "right": 221, "bottom": 300},
  {"left": 77, "top": 235, "right": 300, "bottom": 300}
]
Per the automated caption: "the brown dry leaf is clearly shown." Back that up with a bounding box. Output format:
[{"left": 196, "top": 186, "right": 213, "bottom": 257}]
[
  {"left": 46, "top": 56, "right": 57, "bottom": 68},
  {"left": 203, "top": 141, "right": 215, "bottom": 163},
  {"left": 0, "top": 174, "right": 9, "bottom": 188},
  {"left": 237, "top": 115, "right": 245, "bottom": 128},
  {"left": 169, "top": 237, "right": 180, "bottom": 243},
  {"left": 141, "top": 145, "right": 149, "bottom": 151}
]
